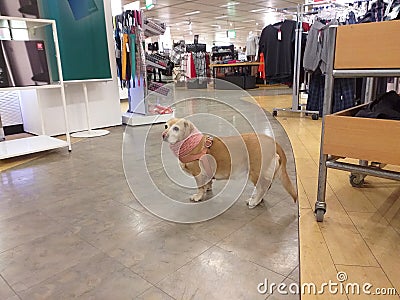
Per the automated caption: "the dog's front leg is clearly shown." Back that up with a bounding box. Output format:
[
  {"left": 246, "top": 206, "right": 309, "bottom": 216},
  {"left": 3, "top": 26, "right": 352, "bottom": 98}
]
[{"left": 190, "top": 174, "right": 208, "bottom": 202}]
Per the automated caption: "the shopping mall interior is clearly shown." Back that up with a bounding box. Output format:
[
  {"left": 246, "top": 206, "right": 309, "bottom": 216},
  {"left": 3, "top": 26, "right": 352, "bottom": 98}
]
[{"left": 0, "top": 0, "right": 399, "bottom": 299}]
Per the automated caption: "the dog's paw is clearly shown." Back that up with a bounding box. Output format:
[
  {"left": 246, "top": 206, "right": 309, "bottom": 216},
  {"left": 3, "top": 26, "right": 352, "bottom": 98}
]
[
  {"left": 190, "top": 193, "right": 204, "bottom": 202},
  {"left": 247, "top": 197, "right": 263, "bottom": 209}
]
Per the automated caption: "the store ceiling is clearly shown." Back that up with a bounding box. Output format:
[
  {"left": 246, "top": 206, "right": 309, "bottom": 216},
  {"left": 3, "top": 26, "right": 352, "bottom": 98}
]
[{"left": 122, "top": 0, "right": 303, "bottom": 47}]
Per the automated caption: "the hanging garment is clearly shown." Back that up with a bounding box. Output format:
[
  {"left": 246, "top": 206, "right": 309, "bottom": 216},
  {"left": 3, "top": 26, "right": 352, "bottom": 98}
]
[
  {"left": 303, "top": 20, "right": 325, "bottom": 72},
  {"left": 186, "top": 53, "right": 197, "bottom": 79},
  {"left": 320, "top": 20, "right": 338, "bottom": 74},
  {"left": 129, "top": 34, "right": 136, "bottom": 87},
  {"left": 307, "top": 70, "right": 355, "bottom": 115},
  {"left": 359, "top": 0, "right": 387, "bottom": 22},
  {"left": 193, "top": 53, "right": 206, "bottom": 78},
  {"left": 258, "top": 52, "right": 265, "bottom": 79},
  {"left": 122, "top": 33, "right": 129, "bottom": 80},
  {"left": 114, "top": 26, "right": 122, "bottom": 85},
  {"left": 258, "top": 20, "right": 296, "bottom": 82}
]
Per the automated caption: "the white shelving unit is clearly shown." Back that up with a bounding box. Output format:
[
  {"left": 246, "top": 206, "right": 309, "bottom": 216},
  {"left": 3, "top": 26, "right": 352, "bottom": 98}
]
[{"left": 0, "top": 15, "right": 71, "bottom": 160}]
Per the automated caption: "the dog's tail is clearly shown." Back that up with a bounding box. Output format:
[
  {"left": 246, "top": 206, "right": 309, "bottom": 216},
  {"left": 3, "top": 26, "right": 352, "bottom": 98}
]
[{"left": 275, "top": 143, "right": 298, "bottom": 202}]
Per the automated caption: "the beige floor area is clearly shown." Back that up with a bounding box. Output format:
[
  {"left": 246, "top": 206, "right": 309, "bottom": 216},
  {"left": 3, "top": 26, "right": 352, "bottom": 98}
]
[
  {"left": 1, "top": 92, "right": 399, "bottom": 299},
  {"left": 256, "top": 94, "right": 400, "bottom": 300}
]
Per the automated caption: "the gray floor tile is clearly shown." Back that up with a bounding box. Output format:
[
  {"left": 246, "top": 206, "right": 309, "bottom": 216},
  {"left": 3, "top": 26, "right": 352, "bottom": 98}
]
[
  {"left": 19, "top": 253, "right": 151, "bottom": 300},
  {"left": 0, "top": 229, "right": 99, "bottom": 292},
  {"left": 136, "top": 286, "right": 175, "bottom": 300},
  {"left": 0, "top": 276, "right": 16, "bottom": 300},
  {"left": 0, "top": 211, "right": 64, "bottom": 253},
  {"left": 157, "top": 246, "right": 285, "bottom": 300},
  {"left": 217, "top": 211, "right": 299, "bottom": 277},
  {"left": 87, "top": 222, "right": 212, "bottom": 284}
]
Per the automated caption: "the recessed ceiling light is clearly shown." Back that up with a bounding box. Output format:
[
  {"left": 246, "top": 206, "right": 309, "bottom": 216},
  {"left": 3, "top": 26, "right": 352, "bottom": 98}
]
[
  {"left": 215, "top": 15, "right": 228, "bottom": 19},
  {"left": 184, "top": 10, "right": 200, "bottom": 16},
  {"left": 235, "top": 27, "right": 245, "bottom": 29},
  {"left": 242, "top": 19, "right": 255, "bottom": 23},
  {"left": 250, "top": 8, "right": 265, "bottom": 13},
  {"left": 220, "top": 2, "right": 240, "bottom": 7}
]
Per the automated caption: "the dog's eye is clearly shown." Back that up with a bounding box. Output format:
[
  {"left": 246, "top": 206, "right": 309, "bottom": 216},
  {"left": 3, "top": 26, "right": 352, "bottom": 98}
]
[
  {"left": 164, "top": 124, "right": 168, "bottom": 129},
  {"left": 173, "top": 126, "right": 179, "bottom": 132}
]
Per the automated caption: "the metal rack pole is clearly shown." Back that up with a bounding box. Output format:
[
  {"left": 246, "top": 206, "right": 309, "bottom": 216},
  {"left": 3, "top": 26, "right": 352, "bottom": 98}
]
[
  {"left": 315, "top": 26, "right": 337, "bottom": 221},
  {"left": 272, "top": 4, "right": 320, "bottom": 119}
]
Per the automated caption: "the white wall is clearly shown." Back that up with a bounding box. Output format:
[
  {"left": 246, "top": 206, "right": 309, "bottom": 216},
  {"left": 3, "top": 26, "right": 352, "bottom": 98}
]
[{"left": 20, "top": 0, "right": 122, "bottom": 136}]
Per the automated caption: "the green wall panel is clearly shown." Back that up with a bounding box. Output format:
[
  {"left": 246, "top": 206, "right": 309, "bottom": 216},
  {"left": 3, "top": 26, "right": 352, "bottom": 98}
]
[{"left": 38, "top": 0, "right": 111, "bottom": 81}]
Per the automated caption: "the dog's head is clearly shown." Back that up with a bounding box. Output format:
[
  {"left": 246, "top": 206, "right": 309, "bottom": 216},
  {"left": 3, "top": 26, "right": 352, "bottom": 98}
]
[{"left": 162, "top": 118, "right": 194, "bottom": 144}]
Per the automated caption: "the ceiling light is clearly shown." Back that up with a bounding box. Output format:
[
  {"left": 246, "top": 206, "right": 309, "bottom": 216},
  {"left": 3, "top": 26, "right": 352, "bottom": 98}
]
[
  {"left": 184, "top": 10, "right": 200, "bottom": 16},
  {"left": 220, "top": 2, "right": 240, "bottom": 7},
  {"left": 250, "top": 8, "right": 265, "bottom": 13},
  {"left": 215, "top": 15, "right": 228, "bottom": 19},
  {"left": 235, "top": 26, "right": 245, "bottom": 29},
  {"left": 211, "top": 24, "right": 219, "bottom": 27},
  {"left": 242, "top": 19, "right": 255, "bottom": 23}
]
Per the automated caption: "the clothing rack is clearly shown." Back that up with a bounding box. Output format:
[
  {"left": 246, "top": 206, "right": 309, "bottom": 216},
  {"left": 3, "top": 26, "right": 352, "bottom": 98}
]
[
  {"left": 186, "top": 43, "right": 207, "bottom": 53},
  {"left": 184, "top": 44, "right": 208, "bottom": 89},
  {"left": 273, "top": 1, "right": 345, "bottom": 120},
  {"left": 115, "top": 10, "right": 174, "bottom": 126}
]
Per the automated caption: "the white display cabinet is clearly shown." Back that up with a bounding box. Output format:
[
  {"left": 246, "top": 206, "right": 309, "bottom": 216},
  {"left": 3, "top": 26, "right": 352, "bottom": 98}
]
[{"left": 0, "top": 15, "right": 71, "bottom": 159}]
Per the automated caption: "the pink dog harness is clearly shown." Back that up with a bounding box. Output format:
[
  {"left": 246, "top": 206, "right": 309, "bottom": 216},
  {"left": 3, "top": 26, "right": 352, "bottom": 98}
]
[{"left": 169, "top": 128, "right": 213, "bottom": 164}]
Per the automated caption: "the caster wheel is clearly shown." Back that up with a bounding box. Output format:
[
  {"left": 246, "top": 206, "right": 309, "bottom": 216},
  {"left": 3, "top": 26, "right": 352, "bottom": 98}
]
[
  {"left": 349, "top": 174, "right": 364, "bottom": 188},
  {"left": 272, "top": 111, "right": 277, "bottom": 117},
  {"left": 312, "top": 114, "right": 319, "bottom": 120},
  {"left": 315, "top": 209, "right": 325, "bottom": 222}
]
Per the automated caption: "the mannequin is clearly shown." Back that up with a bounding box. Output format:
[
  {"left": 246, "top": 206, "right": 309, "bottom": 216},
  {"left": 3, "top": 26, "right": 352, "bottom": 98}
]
[{"left": 246, "top": 31, "right": 258, "bottom": 61}]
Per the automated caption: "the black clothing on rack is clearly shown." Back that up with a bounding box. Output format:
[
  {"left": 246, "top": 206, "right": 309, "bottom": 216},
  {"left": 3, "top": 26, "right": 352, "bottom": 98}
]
[{"left": 258, "top": 19, "right": 296, "bottom": 83}]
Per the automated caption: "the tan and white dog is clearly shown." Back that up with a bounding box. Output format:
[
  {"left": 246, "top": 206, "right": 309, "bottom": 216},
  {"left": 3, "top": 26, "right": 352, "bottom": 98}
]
[{"left": 162, "top": 118, "right": 297, "bottom": 208}]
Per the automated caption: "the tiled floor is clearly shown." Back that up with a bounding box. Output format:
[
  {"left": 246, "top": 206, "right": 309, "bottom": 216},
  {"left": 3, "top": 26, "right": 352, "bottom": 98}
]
[
  {"left": 1, "top": 86, "right": 400, "bottom": 299},
  {"left": 0, "top": 93, "right": 299, "bottom": 299}
]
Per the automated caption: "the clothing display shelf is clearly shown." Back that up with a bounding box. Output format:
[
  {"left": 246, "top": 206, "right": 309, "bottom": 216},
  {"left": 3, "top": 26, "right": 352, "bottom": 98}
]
[
  {"left": 120, "top": 12, "right": 173, "bottom": 127},
  {"left": 272, "top": 1, "right": 343, "bottom": 120},
  {"left": 314, "top": 21, "right": 400, "bottom": 222},
  {"left": 211, "top": 45, "right": 234, "bottom": 61},
  {"left": 143, "top": 18, "right": 166, "bottom": 38},
  {"left": 0, "top": 15, "right": 71, "bottom": 159},
  {"left": 185, "top": 44, "right": 208, "bottom": 89}
]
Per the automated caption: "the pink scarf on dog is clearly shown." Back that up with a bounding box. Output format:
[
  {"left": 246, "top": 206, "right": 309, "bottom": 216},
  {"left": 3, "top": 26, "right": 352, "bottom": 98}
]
[{"left": 169, "top": 127, "right": 204, "bottom": 162}]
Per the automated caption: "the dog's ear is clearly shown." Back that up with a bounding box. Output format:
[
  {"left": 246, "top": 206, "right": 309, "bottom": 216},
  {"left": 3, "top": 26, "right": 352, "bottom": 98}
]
[{"left": 183, "top": 120, "right": 193, "bottom": 131}]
